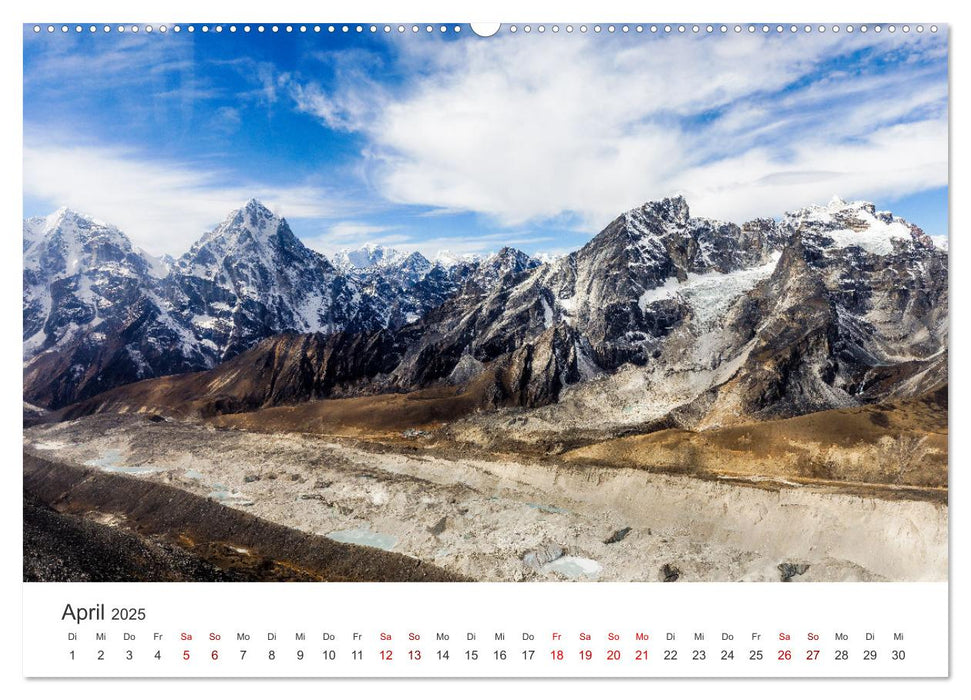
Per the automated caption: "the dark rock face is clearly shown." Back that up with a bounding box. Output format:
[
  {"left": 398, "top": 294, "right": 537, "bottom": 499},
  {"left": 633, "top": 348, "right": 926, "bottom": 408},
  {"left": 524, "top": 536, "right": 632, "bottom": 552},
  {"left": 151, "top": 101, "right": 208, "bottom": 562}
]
[
  {"left": 498, "top": 325, "right": 583, "bottom": 407},
  {"left": 194, "top": 329, "right": 412, "bottom": 414}
]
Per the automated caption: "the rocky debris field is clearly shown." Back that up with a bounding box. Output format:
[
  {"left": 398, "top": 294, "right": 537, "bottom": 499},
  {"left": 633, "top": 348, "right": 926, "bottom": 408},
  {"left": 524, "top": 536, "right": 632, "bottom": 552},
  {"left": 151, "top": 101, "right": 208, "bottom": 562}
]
[
  {"left": 24, "top": 493, "right": 237, "bottom": 582},
  {"left": 24, "top": 414, "right": 948, "bottom": 582},
  {"left": 24, "top": 451, "right": 462, "bottom": 583}
]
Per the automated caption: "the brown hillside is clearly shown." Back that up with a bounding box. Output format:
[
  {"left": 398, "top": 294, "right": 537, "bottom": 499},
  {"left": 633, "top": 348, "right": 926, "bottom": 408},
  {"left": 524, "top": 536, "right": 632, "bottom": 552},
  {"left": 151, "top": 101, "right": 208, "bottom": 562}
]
[{"left": 562, "top": 386, "right": 947, "bottom": 489}]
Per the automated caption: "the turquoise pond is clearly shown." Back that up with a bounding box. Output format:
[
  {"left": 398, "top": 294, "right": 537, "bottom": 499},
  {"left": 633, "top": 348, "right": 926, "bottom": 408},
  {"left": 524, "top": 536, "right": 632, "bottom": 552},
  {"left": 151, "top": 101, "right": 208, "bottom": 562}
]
[{"left": 326, "top": 528, "right": 397, "bottom": 551}]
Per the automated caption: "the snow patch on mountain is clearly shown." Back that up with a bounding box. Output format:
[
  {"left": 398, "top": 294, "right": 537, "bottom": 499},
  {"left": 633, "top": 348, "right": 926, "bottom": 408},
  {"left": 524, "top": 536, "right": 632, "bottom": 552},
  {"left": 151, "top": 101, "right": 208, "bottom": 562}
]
[
  {"left": 819, "top": 218, "right": 911, "bottom": 256},
  {"left": 784, "top": 196, "right": 917, "bottom": 256},
  {"left": 638, "top": 252, "right": 782, "bottom": 328}
]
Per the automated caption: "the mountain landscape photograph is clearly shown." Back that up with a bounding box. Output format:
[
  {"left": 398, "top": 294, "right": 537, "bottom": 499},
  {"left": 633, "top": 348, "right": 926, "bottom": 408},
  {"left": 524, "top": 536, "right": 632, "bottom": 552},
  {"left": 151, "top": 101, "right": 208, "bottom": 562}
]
[{"left": 23, "top": 24, "right": 948, "bottom": 583}]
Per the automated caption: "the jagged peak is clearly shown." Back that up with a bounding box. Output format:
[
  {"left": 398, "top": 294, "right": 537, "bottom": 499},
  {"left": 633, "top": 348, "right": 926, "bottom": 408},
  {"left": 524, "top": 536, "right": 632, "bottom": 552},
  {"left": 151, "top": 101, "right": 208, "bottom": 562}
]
[
  {"left": 401, "top": 250, "right": 431, "bottom": 266},
  {"left": 489, "top": 246, "right": 535, "bottom": 266},
  {"left": 223, "top": 198, "right": 280, "bottom": 227},
  {"left": 174, "top": 200, "right": 316, "bottom": 279},
  {"left": 189, "top": 199, "right": 287, "bottom": 252},
  {"left": 22, "top": 207, "right": 145, "bottom": 279},
  {"left": 612, "top": 196, "right": 694, "bottom": 246},
  {"left": 473, "top": 248, "right": 538, "bottom": 284},
  {"left": 242, "top": 197, "right": 274, "bottom": 214},
  {"left": 592, "top": 196, "right": 695, "bottom": 251},
  {"left": 630, "top": 195, "right": 691, "bottom": 223}
]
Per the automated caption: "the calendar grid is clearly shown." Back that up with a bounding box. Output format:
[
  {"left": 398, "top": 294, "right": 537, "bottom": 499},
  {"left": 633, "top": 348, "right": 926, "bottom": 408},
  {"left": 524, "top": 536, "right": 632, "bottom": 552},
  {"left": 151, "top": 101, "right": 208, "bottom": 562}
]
[{"left": 23, "top": 582, "right": 948, "bottom": 678}]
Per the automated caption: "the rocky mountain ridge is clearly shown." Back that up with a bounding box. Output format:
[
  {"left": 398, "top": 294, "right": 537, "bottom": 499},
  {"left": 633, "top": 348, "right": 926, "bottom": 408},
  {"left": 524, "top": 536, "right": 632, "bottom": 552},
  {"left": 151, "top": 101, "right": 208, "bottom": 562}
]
[
  {"left": 23, "top": 199, "right": 537, "bottom": 408},
  {"left": 54, "top": 195, "right": 947, "bottom": 436}
]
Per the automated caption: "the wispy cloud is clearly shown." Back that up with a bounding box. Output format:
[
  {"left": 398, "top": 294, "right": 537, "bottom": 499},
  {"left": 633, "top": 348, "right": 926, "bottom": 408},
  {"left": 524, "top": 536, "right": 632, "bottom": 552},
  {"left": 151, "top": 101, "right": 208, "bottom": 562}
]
[
  {"left": 23, "top": 137, "right": 356, "bottom": 255},
  {"left": 210, "top": 106, "right": 242, "bottom": 134},
  {"left": 301, "top": 221, "right": 397, "bottom": 254},
  {"left": 292, "top": 30, "right": 947, "bottom": 227},
  {"left": 289, "top": 48, "right": 388, "bottom": 130},
  {"left": 24, "top": 32, "right": 210, "bottom": 116},
  {"left": 22, "top": 27, "right": 948, "bottom": 258}
]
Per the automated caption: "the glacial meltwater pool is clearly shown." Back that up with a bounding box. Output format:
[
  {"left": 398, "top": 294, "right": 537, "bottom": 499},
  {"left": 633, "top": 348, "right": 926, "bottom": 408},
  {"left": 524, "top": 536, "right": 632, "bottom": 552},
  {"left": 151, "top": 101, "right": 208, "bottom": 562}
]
[
  {"left": 207, "top": 484, "right": 255, "bottom": 506},
  {"left": 326, "top": 528, "right": 398, "bottom": 551},
  {"left": 525, "top": 502, "right": 570, "bottom": 515},
  {"left": 542, "top": 556, "right": 603, "bottom": 579},
  {"left": 84, "top": 449, "right": 170, "bottom": 474}
]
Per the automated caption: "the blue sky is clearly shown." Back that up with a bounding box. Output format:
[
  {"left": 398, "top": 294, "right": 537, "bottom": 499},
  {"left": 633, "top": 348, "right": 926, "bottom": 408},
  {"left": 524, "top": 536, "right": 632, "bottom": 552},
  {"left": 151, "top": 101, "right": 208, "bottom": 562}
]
[{"left": 23, "top": 24, "right": 948, "bottom": 257}]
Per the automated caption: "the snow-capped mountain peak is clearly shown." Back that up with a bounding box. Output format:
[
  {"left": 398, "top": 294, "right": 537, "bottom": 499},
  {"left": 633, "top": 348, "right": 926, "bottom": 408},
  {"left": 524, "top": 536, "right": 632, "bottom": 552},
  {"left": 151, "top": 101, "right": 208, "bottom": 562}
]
[
  {"left": 26, "top": 207, "right": 121, "bottom": 244},
  {"left": 23, "top": 207, "right": 141, "bottom": 276},
  {"left": 782, "top": 197, "right": 928, "bottom": 256},
  {"left": 332, "top": 243, "right": 409, "bottom": 271},
  {"left": 434, "top": 250, "right": 481, "bottom": 268},
  {"left": 202, "top": 198, "right": 283, "bottom": 246},
  {"left": 22, "top": 207, "right": 175, "bottom": 390},
  {"left": 616, "top": 196, "right": 695, "bottom": 255},
  {"left": 42, "top": 206, "right": 111, "bottom": 232},
  {"left": 176, "top": 198, "right": 320, "bottom": 283}
]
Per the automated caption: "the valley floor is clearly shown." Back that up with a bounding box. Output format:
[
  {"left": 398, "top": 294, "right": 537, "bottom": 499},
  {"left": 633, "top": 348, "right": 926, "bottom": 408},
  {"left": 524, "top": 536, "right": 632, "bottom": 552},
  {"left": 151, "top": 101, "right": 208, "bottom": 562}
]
[{"left": 23, "top": 414, "right": 947, "bottom": 582}]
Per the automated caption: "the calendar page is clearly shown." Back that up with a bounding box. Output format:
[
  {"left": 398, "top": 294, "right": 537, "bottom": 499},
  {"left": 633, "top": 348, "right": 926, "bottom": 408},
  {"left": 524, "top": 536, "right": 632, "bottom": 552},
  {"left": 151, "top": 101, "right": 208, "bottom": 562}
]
[{"left": 20, "top": 15, "right": 950, "bottom": 682}]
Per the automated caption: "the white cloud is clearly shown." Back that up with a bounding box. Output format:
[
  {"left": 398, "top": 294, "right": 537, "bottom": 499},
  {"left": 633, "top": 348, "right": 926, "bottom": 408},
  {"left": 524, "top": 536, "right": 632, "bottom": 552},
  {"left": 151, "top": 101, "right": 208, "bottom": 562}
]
[
  {"left": 24, "top": 29, "right": 948, "bottom": 262},
  {"left": 23, "top": 138, "right": 352, "bottom": 255},
  {"left": 294, "top": 30, "right": 947, "bottom": 229},
  {"left": 301, "top": 222, "right": 398, "bottom": 255},
  {"left": 212, "top": 106, "right": 242, "bottom": 132},
  {"left": 675, "top": 119, "right": 947, "bottom": 222},
  {"left": 325, "top": 222, "right": 395, "bottom": 241}
]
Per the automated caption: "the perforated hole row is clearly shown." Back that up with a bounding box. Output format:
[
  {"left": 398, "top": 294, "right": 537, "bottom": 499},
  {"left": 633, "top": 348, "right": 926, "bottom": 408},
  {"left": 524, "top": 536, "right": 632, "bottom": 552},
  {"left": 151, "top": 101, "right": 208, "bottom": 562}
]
[
  {"left": 30, "top": 23, "right": 941, "bottom": 35},
  {"left": 31, "top": 24, "right": 463, "bottom": 34}
]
